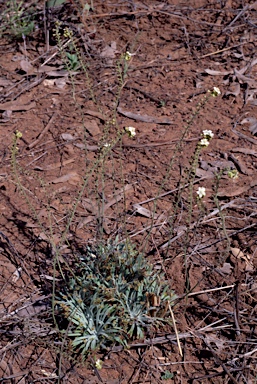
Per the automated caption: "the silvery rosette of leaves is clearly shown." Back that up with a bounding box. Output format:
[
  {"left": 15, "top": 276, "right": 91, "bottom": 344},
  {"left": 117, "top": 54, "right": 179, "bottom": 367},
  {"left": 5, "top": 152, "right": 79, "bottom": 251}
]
[{"left": 56, "top": 238, "right": 176, "bottom": 357}]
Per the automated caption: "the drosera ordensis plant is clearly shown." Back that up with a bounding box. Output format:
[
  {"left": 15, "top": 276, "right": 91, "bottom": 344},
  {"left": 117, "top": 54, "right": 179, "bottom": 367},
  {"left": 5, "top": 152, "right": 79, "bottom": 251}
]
[{"left": 56, "top": 238, "right": 177, "bottom": 359}]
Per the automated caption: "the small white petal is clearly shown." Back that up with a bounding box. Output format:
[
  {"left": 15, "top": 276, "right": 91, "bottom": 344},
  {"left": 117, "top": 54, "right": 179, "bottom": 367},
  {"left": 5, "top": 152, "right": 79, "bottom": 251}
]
[
  {"left": 197, "top": 187, "right": 206, "bottom": 199},
  {"left": 213, "top": 87, "right": 221, "bottom": 95},
  {"left": 210, "top": 87, "right": 221, "bottom": 97},
  {"left": 125, "top": 126, "right": 136, "bottom": 137},
  {"left": 200, "top": 138, "right": 209, "bottom": 147},
  {"left": 95, "top": 359, "right": 103, "bottom": 370},
  {"left": 202, "top": 130, "right": 214, "bottom": 139}
]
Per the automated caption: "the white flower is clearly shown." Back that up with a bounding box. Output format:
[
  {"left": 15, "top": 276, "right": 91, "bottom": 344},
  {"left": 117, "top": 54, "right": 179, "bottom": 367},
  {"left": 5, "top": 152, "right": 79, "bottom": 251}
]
[
  {"left": 95, "top": 359, "right": 103, "bottom": 370},
  {"left": 202, "top": 130, "right": 214, "bottom": 140},
  {"left": 15, "top": 130, "right": 22, "bottom": 139},
  {"left": 200, "top": 138, "right": 209, "bottom": 147},
  {"left": 125, "top": 126, "right": 136, "bottom": 137},
  {"left": 210, "top": 87, "right": 221, "bottom": 97},
  {"left": 213, "top": 86, "right": 221, "bottom": 95},
  {"left": 103, "top": 143, "right": 111, "bottom": 147},
  {"left": 197, "top": 187, "right": 206, "bottom": 199},
  {"left": 125, "top": 51, "right": 132, "bottom": 61}
]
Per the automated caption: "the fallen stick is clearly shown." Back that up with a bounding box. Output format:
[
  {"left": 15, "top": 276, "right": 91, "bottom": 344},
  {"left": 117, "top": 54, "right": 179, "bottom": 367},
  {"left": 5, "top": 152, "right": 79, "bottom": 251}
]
[
  {"left": 117, "top": 106, "right": 174, "bottom": 124},
  {"left": 28, "top": 112, "right": 57, "bottom": 149}
]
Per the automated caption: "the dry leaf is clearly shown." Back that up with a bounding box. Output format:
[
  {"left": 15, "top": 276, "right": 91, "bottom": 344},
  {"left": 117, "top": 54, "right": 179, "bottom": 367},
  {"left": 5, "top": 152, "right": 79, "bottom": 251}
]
[
  {"left": 73, "top": 142, "right": 99, "bottom": 151},
  {"left": 217, "top": 185, "right": 249, "bottom": 197},
  {"left": 51, "top": 171, "right": 81, "bottom": 184},
  {"left": 231, "top": 147, "right": 257, "bottom": 156},
  {"left": 37, "top": 64, "right": 54, "bottom": 72},
  {"left": 43, "top": 77, "right": 67, "bottom": 89},
  {"left": 100, "top": 41, "right": 117, "bottom": 58},
  {"left": 55, "top": 77, "right": 67, "bottom": 89},
  {"left": 12, "top": 267, "right": 22, "bottom": 282},
  {"left": 0, "top": 101, "right": 36, "bottom": 111},
  {"left": 41, "top": 369, "right": 58, "bottom": 378},
  {"left": 204, "top": 334, "right": 225, "bottom": 352},
  {"left": 225, "top": 83, "right": 241, "bottom": 97},
  {"left": 38, "top": 64, "right": 61, "bottom": 73},
  {"left": 85, "top": 119, "right": 101, "bottom": 136},
  {"left": 117, "top": 106, "right": 173, "bottom": 124},
  {"left": 231, "top": 247, "right": 244, "bottom": 258},
  {"left": 133, "top": 203, "right": 159, "bottom": 219},
  {"left": 205, "top": 68, "right": 230, "bottom": 76},
  {"left": 234, "top": 69, "right": 255, "bottom": 87},
  {"left": 241, "top": 117, "right": 257, "bottom": 135},
  {"left": 34, "top": 158, "right": 75, "bottom": 171},
  {"left": 219, "top": 262, "right": 233, "bottom": 274},
  {"left": 228, "top": 154, "right": 249, "bottom": 175},
  {"left": 61, "top": 133, "right": 76, "bottom": 141},
  {"left": 2, "top": 110, "right": 12, "bottom": 121},
  {"left": 215, "top": 179, "right": 257, "bottom": 197},
  {"left": 0, "top": 360, "right": 10, "bottom": 379},
  {"left": 20, "top": 59, "right": 35, "bottom": 75},
  {"left": 195, "top": 79, "right": 204, "bottom": 89},
  {"left": 16, "top": 300, "right": 48, "bottom": 318},
  {"left": 79, "top": 185, "right": 133, "bottom": 221},
  {"left": 12, "top": 54, "right": 25, "bottom": 62},
  {"left": 245, "top": 259, "right": 254, "bottom": 272},
  {"left": 84, "top": 109, "right": 107, "bottom": 121},
  {"left": 206, "top": 61, "right": 257, "bottom": 104},
  {"left": 82, "top": 198, "right": 98, "bottom": 214},
  {"left": 200, "top": 159, "right": 234, "bottom": 173},
  {"left": 250, "top": 1, "right": 257, "bottom": 10},
  {"left": 104, "top": 184, "right": 133, "bottom": 212},
  {"left": 38, "top": 232, "right": 49, "bottom": 241},
  {"left": 196, "top": 168, "right": 214, "bottom": 178},
  {"left": 77, "top": 215, "right": 95, "bottom": 229},
  {"left": 47, "top": 69, "right": 71, "bottom": 77},
  {"left": 249, "top": 99, "right": 257, "bottom": 106},
  {"left": 0, "top": 78, "right": 13, "bottom": 87},
  {"left": 250, "top": 282, "right": 257, "bottom": 295},
  {"left": 43, "top": 79, "right": 55, "bottom": 87},
  {"left": 230, "top": 247, "right": 254, "bottom": 271},
  {"left": 46, "top": 158, "right": 75, "bottom": 170}
]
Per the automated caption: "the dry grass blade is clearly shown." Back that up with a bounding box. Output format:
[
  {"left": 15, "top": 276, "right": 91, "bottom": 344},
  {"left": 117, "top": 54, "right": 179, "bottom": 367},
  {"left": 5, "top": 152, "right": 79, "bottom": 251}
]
[{"left": 168, "top": 303, "right": 182, "bottom": 357}]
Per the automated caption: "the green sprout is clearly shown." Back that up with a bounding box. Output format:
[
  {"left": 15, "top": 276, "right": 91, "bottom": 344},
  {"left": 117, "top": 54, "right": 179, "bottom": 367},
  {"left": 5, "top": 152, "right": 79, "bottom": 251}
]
[
  {"left": 65, "top": 52, "right": 80, "bottom": 70},
  {"left": 1, "top": 1, "right": 34, "bottom": 38},
  {"left": 161, "top": 370, "right": 174, "bottom": 380}
]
